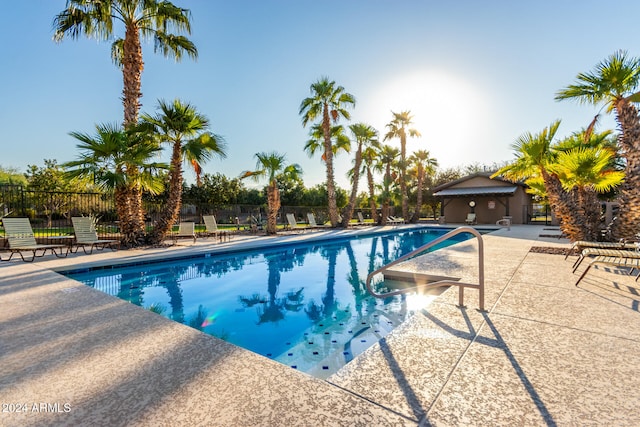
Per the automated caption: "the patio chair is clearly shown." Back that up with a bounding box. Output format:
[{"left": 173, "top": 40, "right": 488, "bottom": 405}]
[
  {"left": 465, "top": 213, "right": 477, "bottom": 225},
  {"left": 564, "top": 240, "right": 637, "bottom": 260},
  {"left": 387, "top": 216, "right": 404, "bottom": 225},
  {"left": 202, "top": 215, "right": 219, "bottom": 235},
  {"left": 357, "top": 212, "right": 368, "bottom": 226},
  {"left": 201, "top": 215, "right": 229, "bottom": 241},
  {"left": 249, "top": 215, "right": 265, "bottom": 233},
  {"left": 0, "top": 217, "right": 69, "bottom": 262},
  {"left": 286, "top": 213, "right": 306, "bottom": 233},
  {"left": 173, "top": 222, "right": 197, "bottom": 243},
  {"left": 575, "top": 254, "right": 640, "bottom": 286},
  {"left": 71, "top": 217, "right": 120, "bottom": 254},
  {"left": 307, "top": 213, "right": 329, "bottom": 229},
  {"left": 572, "top": 247, "right": 640, "bottom": 272}
]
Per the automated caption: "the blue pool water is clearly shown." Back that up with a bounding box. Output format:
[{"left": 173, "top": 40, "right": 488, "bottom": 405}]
[{"left": 64, "top": 227, "right": 471, "bottom": 378}]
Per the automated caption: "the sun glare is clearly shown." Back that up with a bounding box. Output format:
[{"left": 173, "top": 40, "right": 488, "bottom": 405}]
[{"left": 363, "top": 69, "right": 494, "bottom": 168}]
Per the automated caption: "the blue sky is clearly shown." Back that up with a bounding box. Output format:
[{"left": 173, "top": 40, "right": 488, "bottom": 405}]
[{"left": 1, "top": 1, "right": 638, "bottom": 189}]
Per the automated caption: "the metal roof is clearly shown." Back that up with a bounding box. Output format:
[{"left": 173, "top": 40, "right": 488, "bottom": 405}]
[{"left": 432, "top": 185, "right": 518, "bottom": 197}]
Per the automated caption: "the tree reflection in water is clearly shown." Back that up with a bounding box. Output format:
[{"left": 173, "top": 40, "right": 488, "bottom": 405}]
[{"left": 239, "top": 249, "right": 306, "bottom": 324}]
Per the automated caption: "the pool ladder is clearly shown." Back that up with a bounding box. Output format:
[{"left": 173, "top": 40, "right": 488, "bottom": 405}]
[{"left": 365, "top": 226, "right": 485, "bottom": 311}]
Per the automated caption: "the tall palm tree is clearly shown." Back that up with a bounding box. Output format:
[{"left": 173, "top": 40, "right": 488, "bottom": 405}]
[
  {"left": 556, "top": 50, "right": 640, "bottom": 239},
  {"left": 63, "top": 122, "right": 166, "bottom": 247},
  {"left": 54, "top": 0, "right": 197, "bottom": 127},
  {"left": 342, "top": 123, "right": 379, "bottom": 227},
  {"left": 300, "top": 77, "right": 356, "bottom": 227},
  {"left": 377, "top": 144, "right": 400, "bottom": 225},
  {"left": 361, "top": 143, "right": 382, "bottom": 223},
  {"left": 142, "top": 99, "right": 226, "bottom": 244},
  {"left": 241, "top": 152, "right": 302, "bottom": 235},
  {"left": 383, "top": 111, "right": 421, "bottom": 220},
  {"left": 408, "top": 150, "right": 438, "bottom": 223}
]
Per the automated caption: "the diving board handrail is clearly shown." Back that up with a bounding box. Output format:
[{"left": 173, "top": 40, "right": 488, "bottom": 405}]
[{"left": 365, "top": 226, "right": 485, "bottom": 311}]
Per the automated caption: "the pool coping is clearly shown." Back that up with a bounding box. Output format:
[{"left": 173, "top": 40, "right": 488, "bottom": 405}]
[{"left": 2, "top": 224, "right": 639, "bottom": 426}]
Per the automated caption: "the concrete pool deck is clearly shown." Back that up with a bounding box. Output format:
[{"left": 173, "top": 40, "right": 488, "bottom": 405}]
[{"left": 1, "top": 224, "right": 639, "bottom": 426}]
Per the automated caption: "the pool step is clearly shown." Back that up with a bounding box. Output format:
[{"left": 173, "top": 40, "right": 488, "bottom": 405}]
[
  {"left": 382, "top": 269, "right": 459, "bottom": 293},
  {"left": 275, "top": 309, "right": 403, "bottom": 380}
]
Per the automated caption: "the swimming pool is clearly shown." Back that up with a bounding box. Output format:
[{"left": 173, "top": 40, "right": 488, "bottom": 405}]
[{"left": 64, "top": 227, "right": 471, "bottom": 379}]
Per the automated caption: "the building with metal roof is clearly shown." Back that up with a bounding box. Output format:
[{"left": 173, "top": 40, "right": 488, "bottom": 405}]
[{"left": 432, "top": 172, "right": 532, "bottom": 224}]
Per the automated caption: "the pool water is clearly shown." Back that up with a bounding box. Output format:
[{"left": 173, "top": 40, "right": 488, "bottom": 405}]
[{"left": 64, "top": 227, "right": 470, "bottom": 378}]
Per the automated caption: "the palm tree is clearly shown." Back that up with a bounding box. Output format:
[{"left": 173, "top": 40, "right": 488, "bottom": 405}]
[
  {"left": 492, "top": 120, "right": 582, "bottom": 240},
  {"left": 384, "top": 111, "right": 421, "bottom": 220},
  {"left": 377, "top": 144, "right": 400, "bottom": 225},
  {"left": 556, "top": 50, "right": 640, "bottom": 239},
  {"left": 408, "top": 150, "right": 438, "bottom": 223},
  {"left": 549, "top": 147, "right": 624, "bottom": 240},
  {"left": 63, "top": 122, "right": 166, "bottom": 247},
  {"left": 54, "top": 0, "right": 197, "bottom": 127},
  {"left": 360, "top": 143, "right": 382, "bottom": 223},
  {"left": 241, "top": 152, "right": 302, "bottom": 235},
  {"left": 142, "top": 99, "right": 226, "bottom": 244},
  {"left": 342, "top": 123, "right": 379, "bottom": 227},
  {"left": 304, "top": 124, "right": 351, "bottom": 160},
  {"left": 299, "top": 77, "right": 356, "bottom": 227}
]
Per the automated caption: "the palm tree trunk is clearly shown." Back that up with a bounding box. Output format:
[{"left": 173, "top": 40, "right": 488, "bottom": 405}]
[
  {"left": 579, "top": 187, "right": 602, "bottom": 241},
  {"left": 367, "top": 168, "right": 378, "bottom": 223},
  {"left": 612, "top": 100, "right": 640, "bottom": 239},
  {"left": 542, "top": 170, "right": 584, "bottom": 242},
  {"left": 150, "top": 143, "right": 183, "bottom": 244},
  {"left": 400, "top": 135, "right": 408, "bottom": 220},
  {"left": 411, "top": 169, "right": 424, "bottom": 223},
  {"left": 114, "top": 162, "right": 146, "bottom": 247},
  {"left": 119, "top": 23, "right": 145, "bottom": 247},
  {"left": 381, "top": 200, "right": 389, "bottom": 225},
  {"left": 322, "top": 106, "right": 338, "bottom": 227},
  {"left": 342, "top": 144, "right": 363, "bottom": 227},
  {"left": 266, "top": 182, "right": 280, "bottom": 235},
  {"left": 122, "top": 23, "right": 143, "bottom": 126},
  {"left": 115, "top": 185, "right": 142, "bottom": 247}
]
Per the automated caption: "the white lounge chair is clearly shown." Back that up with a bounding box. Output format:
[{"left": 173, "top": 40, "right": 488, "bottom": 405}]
[
  {"left": 465, "top": 213, "right": 476, "bottom": 225},
  {"left": 286, "top": 213, "right": 306, "bottom": 233},
  {"left": 201, "top": 215, "right": 227, "bottom": 239},
  {"left": 387, "top": 216, "right": 404, "bottom": 225},
  {"left": 71, "top": 217, "right": 120, "bottom": 254},
  {"left": 307, "top": 213, "right": 328, "bottom": 229},
  {"left": 357, "top": 212, "right": 368, "bottom": 226},
  {"left": 0, "top": 217, "right": 69, "bottom": 262},
  {"left": 173, "top": 222, "right": 196, "bottom": 243}
]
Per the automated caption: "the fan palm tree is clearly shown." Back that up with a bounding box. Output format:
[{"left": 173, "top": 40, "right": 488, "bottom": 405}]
[
  {"left": 361, "top": 143, "right": 382, "bottom": 223},
  {"left": 142, "top": 99, "right": 226, "bottom": 244},
  {"left": 548, "top": 147, "right": 624, "bottom": 241},
  {"left": 384, "top": 111, "right": 421, "bottom": 221},
  {"left": 241, "top": 152, "right": 302, "bottom": 235},
  {"left": 556, "top": 50, "right": 640, "bottom": 239},
  {"left": 299, "top": 77, "right": 356, "bottom": 227},
  {"left": 63, "top": 122, "right": 166, "bottom": 247},
  {"left": 492, "top": 120, "right": 582, "bottom": 240},
  {"left": 342, "top": 123, "right": 379, "bottom": 227},
  {"left": 304, "top": 124, "right": 351, "bottom": 160},
  {"left": 54, "top": 0, "right": 197, "bottom": 127},
  {"left": 408, "top": 150, "right": 438, "bottom": 223},
  {"left": 377, "top": 144, "right": 400, "bottom": 225}
]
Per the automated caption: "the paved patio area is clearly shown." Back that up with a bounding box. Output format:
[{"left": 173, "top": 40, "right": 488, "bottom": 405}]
[{"left": 1, "top": 224, "right": 639, "bottom": 426}]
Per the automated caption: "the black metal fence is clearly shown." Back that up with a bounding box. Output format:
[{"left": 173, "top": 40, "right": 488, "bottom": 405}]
[{"left": 0, "top": 184, "right": 381, "bottom": 238}]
